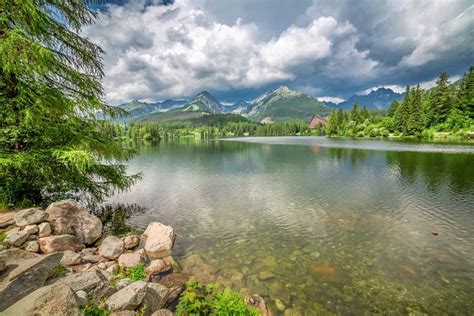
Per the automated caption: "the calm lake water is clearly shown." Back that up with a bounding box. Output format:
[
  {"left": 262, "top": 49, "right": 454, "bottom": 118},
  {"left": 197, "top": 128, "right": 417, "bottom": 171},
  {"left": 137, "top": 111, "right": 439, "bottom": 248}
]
[{"left": 110, "top": 137, "right": 474, "bottom": 315}]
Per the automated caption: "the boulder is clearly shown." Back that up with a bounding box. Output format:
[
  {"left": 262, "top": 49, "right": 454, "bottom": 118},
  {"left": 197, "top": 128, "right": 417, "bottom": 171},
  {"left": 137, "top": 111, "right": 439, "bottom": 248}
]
[
  {"left": 106, "top": 263, "right": 120, "bottom": 275},
  {"left": 123, "top": 235, "right": 139, "bottom": 249},
  {"left": 0, "top": 250, "right": 63, "bottom": 311},
  {"left": 118, "top": 252, "right": 143, "bottom": 268},
  {"left": 145, "top": 258, "right": 172, "bottom": 276},
  {"left": 5, "top": 228, "right": 30, "bottom": 247},
  {"left": 46, "top": 200, "right": 102, "bottom": 245},
  {"left": 82, "top": 253, "right": 105, "bottom": 263},
  {"left": 141, "top": 282, "right": 169, "bottom": 315},
  {"left": 99, "top": 236, "right": 124, "bottom": 259},
  {"left": 0, "top": 255, "right": 5, "bottom": 272},
  {"left": 24, "top": 224, "right": 39, "bottom": 235},
  {"left": 61, "top": 250, "right": 82, "bottom": 266},
  {"left": 245, "top": 294, "right": 271, "bottom": 316},
  {"left": 2, "top": 283, "right": 81, "bottom": 316},
  {"left": 0, "top": 212, "right": 15, "bottom": 227},
  {"left": 0, "top": 219, "right": 15, "bottom": 228},
  {"left": 110, "top": 311, "right": 135, "bottom": 316},
  {"left": 25, "top": 240, "right": 39, "bottom": 253},
  {"left": 142, "top": 222, "right": 175, "bottom": 259},
  {"left": 151, "top": 310, "right": 174, "bottom": 316},
  {"left": 38, "top": 222, "right": 52, "bottom": 237},
  {"left": 105, "top": 281, "right": 148, "bottom": 311},
  {"left": 55, "top": 269, "right": 115, "bottom": 299},
  {"left": 76, "top": 290, "right": 88, "bottom": 307},
  {"left": 115, "top": 278, "right": 133, "bottom": 290},
  {"left": 38, "top": 235, "right": 83, "bottom": 253},
  {"left": 14, "top": 208, "right": 48, "bottom": 227}
]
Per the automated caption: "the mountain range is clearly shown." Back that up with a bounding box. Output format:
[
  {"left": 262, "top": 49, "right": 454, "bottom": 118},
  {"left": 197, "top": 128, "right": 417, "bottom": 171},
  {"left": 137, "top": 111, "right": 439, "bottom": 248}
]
[
  {"left": 117, "top": 86, "right": 404, "bottom": 123},
  {"left": 327, "top": 87, "right": 405, "bottom": 110}
]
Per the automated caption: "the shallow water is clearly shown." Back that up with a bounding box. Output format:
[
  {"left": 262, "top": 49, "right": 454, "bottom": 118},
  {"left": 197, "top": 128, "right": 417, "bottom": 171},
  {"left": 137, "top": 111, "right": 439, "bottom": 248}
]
[{"left": 110, "top": 137, "right": 474, "bottom": 315}]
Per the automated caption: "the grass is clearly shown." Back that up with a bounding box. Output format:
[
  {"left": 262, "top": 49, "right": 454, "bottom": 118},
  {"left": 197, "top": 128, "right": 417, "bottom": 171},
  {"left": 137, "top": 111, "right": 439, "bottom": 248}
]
[{"left": 50, "top": 265, "right": 68, "bottom": 279}]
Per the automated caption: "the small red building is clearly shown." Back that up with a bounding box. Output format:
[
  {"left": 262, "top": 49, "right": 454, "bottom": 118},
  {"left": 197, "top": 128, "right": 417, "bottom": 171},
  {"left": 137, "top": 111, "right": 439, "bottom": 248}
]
[{"left": 308, "top": 115, "right": 328, "bottom": 129}]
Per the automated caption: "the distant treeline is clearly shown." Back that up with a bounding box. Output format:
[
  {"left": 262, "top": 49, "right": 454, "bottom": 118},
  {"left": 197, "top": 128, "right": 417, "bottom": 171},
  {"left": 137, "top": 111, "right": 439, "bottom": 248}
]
[
  {"left": 100, "top": 114, "right": 316, "bottom": 140},
  {"left": 326, "top": 66, "right": 473, "bottom": 137}
]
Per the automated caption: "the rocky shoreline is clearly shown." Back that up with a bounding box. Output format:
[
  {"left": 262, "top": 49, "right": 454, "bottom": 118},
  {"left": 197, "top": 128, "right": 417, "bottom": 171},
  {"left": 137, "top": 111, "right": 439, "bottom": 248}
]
[{"left": 0, "top": 200, "right": 271, "bottom": 315}]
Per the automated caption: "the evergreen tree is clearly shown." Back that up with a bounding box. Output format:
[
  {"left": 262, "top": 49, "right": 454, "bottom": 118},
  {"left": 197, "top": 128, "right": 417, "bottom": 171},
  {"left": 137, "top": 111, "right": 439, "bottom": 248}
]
[
  {"left": 387, "top": 100, "right": 399, "bottom": 117},
  {"left": 406, "top": 85, "right": 423, "bottom": 135},
  {"left": 395, "top": 86, "right": 411, "bottom": 134},
  {"left": 350, "top": 102, "right": 360, "bottom": 124},
  {"left": 430, "top": 72, "right": 452, "bottom": 124},
  {"left": 457, "top": 66, "right": 474, "bottom": 119},
  {"left": 0, "top": 0, "right": 140, "bottom": 206}
]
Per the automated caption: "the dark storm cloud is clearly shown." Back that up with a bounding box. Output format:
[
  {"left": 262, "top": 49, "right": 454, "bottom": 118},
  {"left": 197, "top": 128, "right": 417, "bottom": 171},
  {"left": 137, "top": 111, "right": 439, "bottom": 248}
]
[{"left": 84, "top": 0, "right": 474, "bottom": 103}]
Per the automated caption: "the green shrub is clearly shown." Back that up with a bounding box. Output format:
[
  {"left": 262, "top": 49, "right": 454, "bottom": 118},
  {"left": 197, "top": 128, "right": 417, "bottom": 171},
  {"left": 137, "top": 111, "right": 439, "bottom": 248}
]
[
  {"left": 50, "top": 265, "right": 68, "bottom": 279},
  {"left": 127, "top": 263, "right": 146, "bottom": 281},
  {"left": 0, "top": 231, "right": 6, "bottom": 246},
  {"left": 176, "top": 280, "right": 258, "bottom": 316}
]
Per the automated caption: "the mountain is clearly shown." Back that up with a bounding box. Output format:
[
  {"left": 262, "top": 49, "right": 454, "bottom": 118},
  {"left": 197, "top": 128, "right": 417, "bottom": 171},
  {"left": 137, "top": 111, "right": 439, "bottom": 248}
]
[
  {"left": 246, "top": 86, "right": 331, "bottom": 123},
  {"left": 136, "top": 91, "right": 225, "bottom": 123},
  {"left": 222, "top": 101, "right": 253, "bottom": 114},
  {"left": 181, "top": 91, "right": 223, "bottom": 113},
  {"left": 118, "top": 99, "right": 188, "bottom": 121},
  {"left": 334, "top": 88, "right": 404, "bottom": 110}
]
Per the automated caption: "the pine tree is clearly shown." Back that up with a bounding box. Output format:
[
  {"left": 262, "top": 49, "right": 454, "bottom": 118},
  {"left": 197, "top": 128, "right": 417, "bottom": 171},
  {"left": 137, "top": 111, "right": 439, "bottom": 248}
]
[
  {"left": 350, "top": 102, "right": 360, "bottom": 124},
  {"left": 395, "top": 86, "right": 411, "bottom": 134},
  {"left": 406, "top": 85, "right": 423, "bottom": 135},
  {"left": 0, "top": 0, "right": 140, "bottom": 206},
  {"left": 388, "top": 100, "right": 399, "bottom": 117},
  {"left": 430, "top": 72, "right": 452, "bottom": 124},
  {"left": 457, "top": 66, "right": 474, "bottom": 119}
]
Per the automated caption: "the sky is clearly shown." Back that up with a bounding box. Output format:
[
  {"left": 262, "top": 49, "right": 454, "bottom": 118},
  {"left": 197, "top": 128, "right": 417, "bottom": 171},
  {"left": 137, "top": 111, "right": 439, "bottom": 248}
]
[{"left": 84, "top": 0, "right": 474, "bottom": 105}]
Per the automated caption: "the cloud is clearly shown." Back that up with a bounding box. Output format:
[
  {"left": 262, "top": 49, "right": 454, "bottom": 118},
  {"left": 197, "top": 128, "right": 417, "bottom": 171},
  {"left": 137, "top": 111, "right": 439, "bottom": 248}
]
[{"left": 84, "top": 0, "right": 474, "bottom": 104}]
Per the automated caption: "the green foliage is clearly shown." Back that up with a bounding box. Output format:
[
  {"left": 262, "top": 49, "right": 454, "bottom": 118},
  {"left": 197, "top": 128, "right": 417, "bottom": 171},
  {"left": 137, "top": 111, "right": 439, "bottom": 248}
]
[
  {"left": 127, "top": 263, "right": 146, "bottom": 281},
  {"left": 0, "top": 0, "right": 140, "bottom": 207},
  {"left": 0, "top": 231, "right": 6, "bottom": 246},
  {"left": 111, "top": 263, "right": 146, "bottom": 286},
  {"left": 50, "top": 265, "right": 68, "bottom": 279},
  {"left": 176, "top": 280, "right": 259, "bottom": 316},
  {"left": 80, "top": 293, "right": 109, "bottom": 316},
  {"left": 325, "top": 66, "right": 474, "bottom": 138}
]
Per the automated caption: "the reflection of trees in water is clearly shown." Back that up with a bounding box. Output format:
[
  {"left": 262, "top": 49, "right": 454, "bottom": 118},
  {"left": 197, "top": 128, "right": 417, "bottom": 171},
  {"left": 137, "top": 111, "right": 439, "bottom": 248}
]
[
  {"left": 326, "top": 147, "right": 368, "bottom": 167},
  {"left": 92, "top": 203, "right": 146, "bottom": 235},
  {"left": 385, "top": 151, "right": 474, "bottom": 193}
]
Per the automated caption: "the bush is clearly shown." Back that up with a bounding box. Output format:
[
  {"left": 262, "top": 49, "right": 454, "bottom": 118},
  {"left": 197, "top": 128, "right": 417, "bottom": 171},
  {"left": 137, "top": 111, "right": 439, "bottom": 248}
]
[
  {"left": 176, "top": 280, "right": 258, "bottom": 316},
  {"left": 127, "top": 263, "right": 146, "bottom": 281}
]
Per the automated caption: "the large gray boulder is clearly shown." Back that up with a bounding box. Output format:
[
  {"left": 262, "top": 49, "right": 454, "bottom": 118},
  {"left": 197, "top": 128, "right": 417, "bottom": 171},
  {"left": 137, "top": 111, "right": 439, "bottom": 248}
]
[
  {"left": 99, "top": 235, "right": 124, "bottom": 259},
  {"left": 60, "top": 250, "right": 82, "bottom": 266},
  {"left": 105, "top": 281, "right": 148, "bottom": 311},
  {"left": 141, "top": 282, "right": 169, "bottom": 315},
  {"left": 0, "top": 249, "right": 63, "bottom": 311},
  {"left": 55, "top": 269, "right": 115, "bottom": 299},
  {"left": 118, "top": 252, "right": 143, "bottom": 268},
  {"left": 14, "top": 208, "right": 48, "bottom": 226},
  {"left": 142, "top": 222, "right": 175, "bottom": 259},
  {"left": 2, "top": 283, "right": 81, "bottom": 316},
  {"left": 151, "top": 310, "right": 174, "bottom": 316},
  {"left": 38, "top": 235, "right": 84, "bottom": 253},
  {"left": 4, "top": 228, "right": 30, "bottom": 247},
  {"left": 46, "top": 200, "right": 102, "bottom": 245},
  {"left": 38, "top": 222, "right": 52, "bottom": 237}
]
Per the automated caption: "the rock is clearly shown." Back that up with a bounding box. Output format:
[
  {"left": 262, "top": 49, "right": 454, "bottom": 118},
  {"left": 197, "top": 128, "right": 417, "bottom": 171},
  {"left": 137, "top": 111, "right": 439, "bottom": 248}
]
[
  {"left": 2, "top": 283, "right": 81, "bottom": 316},
  {"left": 110, "top": 311, "right": 136, "bottom": 316},
  {"left": 231, "top": 272, "right": 244, "bottom": 282},
  {"left": 245, "top": 294, "right": 270, "bottom": 316},
  {"left": 283, "top": 307, "right": 304, "bottom": 316},
  {"left": 56, "top": 269, "right": 115, "bottom": 299},
  {"left": 24, "top": 224, "right": 39, "bottom": 235},
  {"left": 118, "top": 252, "right": 143, "bottom": 268},
  {"left": 142, "top": 222, "right": 175, "bottom": 259},
  {"left": 82, "top": 253, "right": 105, "bottom": 263},
  {"left": 0, "top": 250, "right": 63, "bottom": 311},
  {"left": 5, "top": 229, "right": 30, "bottom": 247},
  {"left": 27, "top": 234, "right": 38, "bottom": 241},
  {"left": 38, "top": 222, "right": 52, "bottom": 237},
  {"left": 116, "top": 278, "right": 133, "bottom": 290},
  {"left": 141, "top": 282, "right": 169, "bottom": 315},
  {"left": 258, "top": 271, "right": 275, "bottom": 281},
  {"left": 25, "top": 240, "right": 39, "bottom": 252},
  {"left": 432, "top": 229, "right": 439, "bottom": 236},
  {"left": 106, "top": 263, "right": 120, "bottom": 275},
  {"left": 151, "top": 309, "right": 174, "bottom": 316},
  {"left": 0, "top": 256, "right": 5, "bottom": 272},
  {"left": 38, "top": 235, "right": 83, "bottom": 253},
  {"left": 0, "top": 219, "right": 15, "bottom": 228},
  {"left": 98, "top": 262, "right": 107, "bottom": 269},
  {"left": 76, "top": 290, "right": 88, "bottom": 307},
  {"left": 0, "top": 244, "right": 6, "bottom": 252},
  {"left": 123, "top": 235, "right": 139, "bottom": 249},
  {"left": 14, "top": 208, "right": 48, "bottom": 227},
  {"left": 145, "top": 259, "right": 172, "bottom": 276},
  {"left": 46, "top": 200, "right": 103, "bottom": 245},
  {"left": 61, "top": 250, "right": 83, "bottom": 266},
  {"left": 99, "top": 235, "right": 124, "bottom": 259},
  {"left": 105, "top": 281, "right": 148, "bottom": 311},
  {"left": 275, "top": 298, "right": 286, "bottom": 311}
]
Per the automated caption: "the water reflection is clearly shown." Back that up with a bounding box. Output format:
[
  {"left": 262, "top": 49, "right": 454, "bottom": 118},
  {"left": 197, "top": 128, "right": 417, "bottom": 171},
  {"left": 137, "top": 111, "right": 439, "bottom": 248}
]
[{"left": 110, "top": 138, "right": 474, "bottom": 314}]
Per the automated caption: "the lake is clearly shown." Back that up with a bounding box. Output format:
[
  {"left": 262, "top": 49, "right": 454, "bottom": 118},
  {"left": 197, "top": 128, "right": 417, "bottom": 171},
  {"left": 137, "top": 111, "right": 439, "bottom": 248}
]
[{"left": 110, "top": 137, "right": 474, "bottom": 315}]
